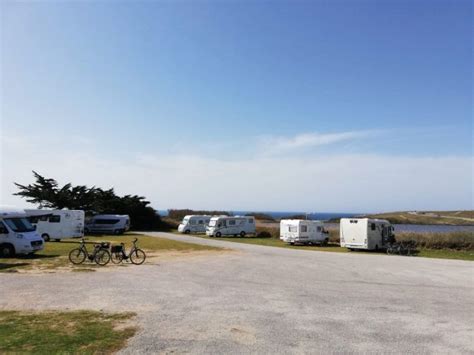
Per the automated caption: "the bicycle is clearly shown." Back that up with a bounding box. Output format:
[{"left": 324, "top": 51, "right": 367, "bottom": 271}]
[
  {"left": 386, "top": 240, "right": 416, "bottom": 256},
  {"left": 110, "top": 238, "right": 146, "bottom": 265},
  {"left": 69, "top": 238, "right": 111, "bottom": 266}
]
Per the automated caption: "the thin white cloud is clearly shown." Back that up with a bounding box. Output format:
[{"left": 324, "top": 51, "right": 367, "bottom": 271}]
[
  {"left": 1, "top": 132, "right": 472, "bottom": 212},
  {"left": 257, "top": 130, "right": 379, "bottom": 155}
]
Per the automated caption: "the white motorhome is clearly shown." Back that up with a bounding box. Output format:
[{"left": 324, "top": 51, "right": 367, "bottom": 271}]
[
  {"left": 0, "top": 207, "right": 44, "bottom": 257},
  {"left": 280, "top": 219, "right": 329, "bottom": 245},
  {"left": 340, "top": 218, "right": 395, "bottom": 251},
  {"left": 206, "top": 216, "right": 256, "bottom": 237},
  {"left": 178, "top": 215, "right": 211, "bottom": 234},
  {"left": 25, "top": 209, "right": 85, "bottom": 242},
  {"left": 85, "top": 215, "right": 130, "bottom": 235}
]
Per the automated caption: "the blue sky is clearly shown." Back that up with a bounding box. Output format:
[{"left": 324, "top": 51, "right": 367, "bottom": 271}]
[{"left": 1, "top": 0, "right": 472, "bottom": 211}]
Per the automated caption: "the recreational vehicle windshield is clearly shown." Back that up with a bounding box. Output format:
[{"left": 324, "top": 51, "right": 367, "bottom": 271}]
[
  {"left": 340, "top": 218, "right": 395, "bottom": 250},
  {"left": 85, "top": 215, "right": 130, "bottom": 235},
  {"left": 206, "top": 216, "right": 256, "bottom": 237},
  {"left": 178, "top": 215, "right": 211, "bottom": 234},
  {"left": 25, "top": 209, "right": 84, "bottom": 242},
  {"left": 0, "top": 207, "right": 44, "bottom": 257}
]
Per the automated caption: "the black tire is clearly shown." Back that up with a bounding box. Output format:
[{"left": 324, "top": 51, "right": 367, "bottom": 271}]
[
  {"left": 95, "top": 249, "right": 111, "bottom": 266},
  {"left": 215, "top": 232, "right": 222, "bottom": 238},
  {"left": 321, "top": 238, "right": 329, "bottom": 247},
  {"left": 114, "top": 229, "right": 121, "bottom": 235},
  {"left": 130, "top": 249, "right": 146, "bottom": 265},
  {"left": 55, "top": 239, "right": 61, "bottom": 242},
  {"left": 240, "top": 231, "right": 246, "bottom": 237},
  {"left": 184, "top": 230, "right": 191, "bottom": 234},
  {"left": 69, "top": 248, "right": 86, "bottom": 264},
  {"left": 42, "top": 234, "right": 50, "bottom": 242},
  {"left": 111, "top": 252, "right": 124, "bottom": 264},
  {"left": 0, "top": 244, "right": 15, "bottom": 258}
]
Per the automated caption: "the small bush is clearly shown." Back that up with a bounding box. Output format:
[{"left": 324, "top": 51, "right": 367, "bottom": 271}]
[{"left": 256, "top": 231, "right": 273, "bottom": 238}]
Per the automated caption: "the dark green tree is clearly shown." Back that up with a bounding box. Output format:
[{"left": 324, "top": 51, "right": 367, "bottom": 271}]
[{"left": 14, "top": 171, "right": 161, "bottom": 230}]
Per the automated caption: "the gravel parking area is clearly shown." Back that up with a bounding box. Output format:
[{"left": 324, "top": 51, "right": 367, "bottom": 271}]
[{"left": 1, "top": 232, "right": 473, "bottom": 353}]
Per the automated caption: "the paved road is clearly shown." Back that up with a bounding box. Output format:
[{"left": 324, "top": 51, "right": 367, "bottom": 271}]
[{"left": 1, "top": 232, "right": 473, "bottom": 353}]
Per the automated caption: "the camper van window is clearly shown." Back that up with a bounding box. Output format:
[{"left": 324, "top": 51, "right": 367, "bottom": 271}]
[
  {"left": 4, "top": 218, "right": 35, "bottom": 233},
  {"left": 28, "top": 216, "right": 39, "bottom": 224},
  {"left": 49, "top": 215, "right": 61, "bottom": 223},
  {"left": 0, "top": 222, "right": 8, "bottom": 234},
  {"left": 229, "top": 220, "right": 236, "bottom": 226},
  {"left": 301, "top": 226, "right": 308, "bottom": 232},
  {"left": 209, "top": 220, "right": 217, "bottom": 227},
  {"left": 94, "top": 219, "right": 119, "bottom": 225},
  {"left": 371, "top": 223, "right": 376, "bottom": 231},
  {"left": 190, "top": 220, "right": 196, "bottom": 225},
  {"left": 39, "top": 215, "right": 48, "bottom": 221}
]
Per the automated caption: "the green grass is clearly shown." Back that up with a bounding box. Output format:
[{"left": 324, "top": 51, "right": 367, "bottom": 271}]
[
  {"left": 0, "top": 310, "right": 136, "bottom": 354},
  {"left": 0, "top": 233, "right": 221, "bottom": 272},
  {"left": 191, "top": 234, "right": 474, "bottom": 261}
]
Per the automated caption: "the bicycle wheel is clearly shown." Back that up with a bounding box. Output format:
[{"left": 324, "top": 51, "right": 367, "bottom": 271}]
[
  {"left": 130, "top": 248, "right": 146, "bottom": 265},
  {"left": 69, "top": 248, "right": 86, "bottom": 265},
  {"left": 111, "top": 252, "right": 124, "bottom": 264},
  {"left": 95, "top": 249, "right": 111, "bottom": 266}
]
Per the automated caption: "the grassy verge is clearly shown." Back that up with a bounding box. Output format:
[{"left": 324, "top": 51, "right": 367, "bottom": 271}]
[
  {"left": 191, "top": 230, "right": 474, "bottom": 261},
  {"left": 0, "top": 310, "right": 136, "bottom": 354},
  {"left": 0, "top": 233, "right": 221, "bottom": 273}
]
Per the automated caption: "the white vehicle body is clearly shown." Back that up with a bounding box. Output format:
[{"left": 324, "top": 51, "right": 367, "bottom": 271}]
[
  {"left": 206, "top": 216, "right": 256, "bottom": 237},
  {"left": 85, "top": 214, "right": 130, "bottom": 235},
  {"left": 280, "top": 219, "right": 328, "bottom": 244},
  {"left": 178, "top": 215, "right": 211, "bottom": 234},
  {"left": 25, "top": 209, "right": 84, "bottom": 241},
  {"left": 0, "top": 207, "right": 44, "bottom": 256},
  {"left": 340, "top": 218, "right": 394, "bottom": 250}
]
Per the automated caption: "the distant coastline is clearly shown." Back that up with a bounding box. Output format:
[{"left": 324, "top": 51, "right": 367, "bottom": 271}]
[{"left": 159, "top": 209, "right": 473, "bottom": 226}]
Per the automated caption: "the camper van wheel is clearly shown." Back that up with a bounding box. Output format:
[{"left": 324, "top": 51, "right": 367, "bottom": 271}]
[
  {"left": 42, "top": 234, "right": 50, "bottom": 242},
  {"left": 0, "top": 244, "right": 15, "bottom": 258},
  {"left": 55, "top": 239, "right": 61, "bottom": 242},
  {"left": 184, "top": 230, "right": 190, "bottom": 234},
  {"left": 375, "top": 244, "right": 379, "bottom": 251},
  {"left": 240, "top": 231, "right": 246, "bottom": 237},
  {"left": 321, "top": 238, "right": 329, "bottom": 246},
  {"left": 215, "top": 232, "right": 222, "bottom": 238},
  {"left": 114, "top": 229, "right": 121, "bottom": 235}
]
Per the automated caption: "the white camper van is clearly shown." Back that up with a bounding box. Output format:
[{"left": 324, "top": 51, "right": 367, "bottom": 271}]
[
  {"left": 280, "top": 219, "right": 329, "bottom": 245},
  {"left": 84, "top": 215, "right": 130, "bottom": 235},
  {"left": 178, "top": 215, "right": 211, "bottom": 234},
  {"left": 340, "top": 218, "right": 395, "bottom": 251},
  {"left": 206, "top": 216, "right": 256, "bottom": 237},
  {"left": 0, "top": 207, "right": 44, "bottom": 257},
  {"left": 25, "top": 209, "right": 85, "bottom": 242}
]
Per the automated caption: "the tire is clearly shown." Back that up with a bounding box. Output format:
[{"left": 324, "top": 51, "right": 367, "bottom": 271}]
[
  {"left": 55, "top": 239, "right": 61, "bottom": 242},
  {"left": 130, "top": 249, "right": 146, "bottom": 265},
  {"left": 42, "top": 234, "right": 50, "bottom": 242},
  {"left": 215, "top": 232, "right": 222, "bottom": 238},
  {"left": 321, "top": 238, "right": 329, "bottom": 247},
  {"left": 111, "top": 252, "right": 124, "bottom": 264},
  {"left": 114, "top": 229, "right": 121, "bottom": 235},
  {"left": 240, "top": 231, "right": 246, "bottom": 237},
  {"left": 69, "top": 248, "right": 86, "bottom": 264},
  {"left": 95, "top": 249, "right": 111, "bottom": 266},
  {"left": 184, "top": 230, "right": 190, "bottom": 234},
  {"left": 0, "top": 244, "right": 15, "bottom": 258}
]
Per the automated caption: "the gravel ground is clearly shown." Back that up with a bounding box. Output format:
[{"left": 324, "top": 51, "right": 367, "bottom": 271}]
[{"left": 1, "top": 232, "right": 473, "bottom": 354}]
